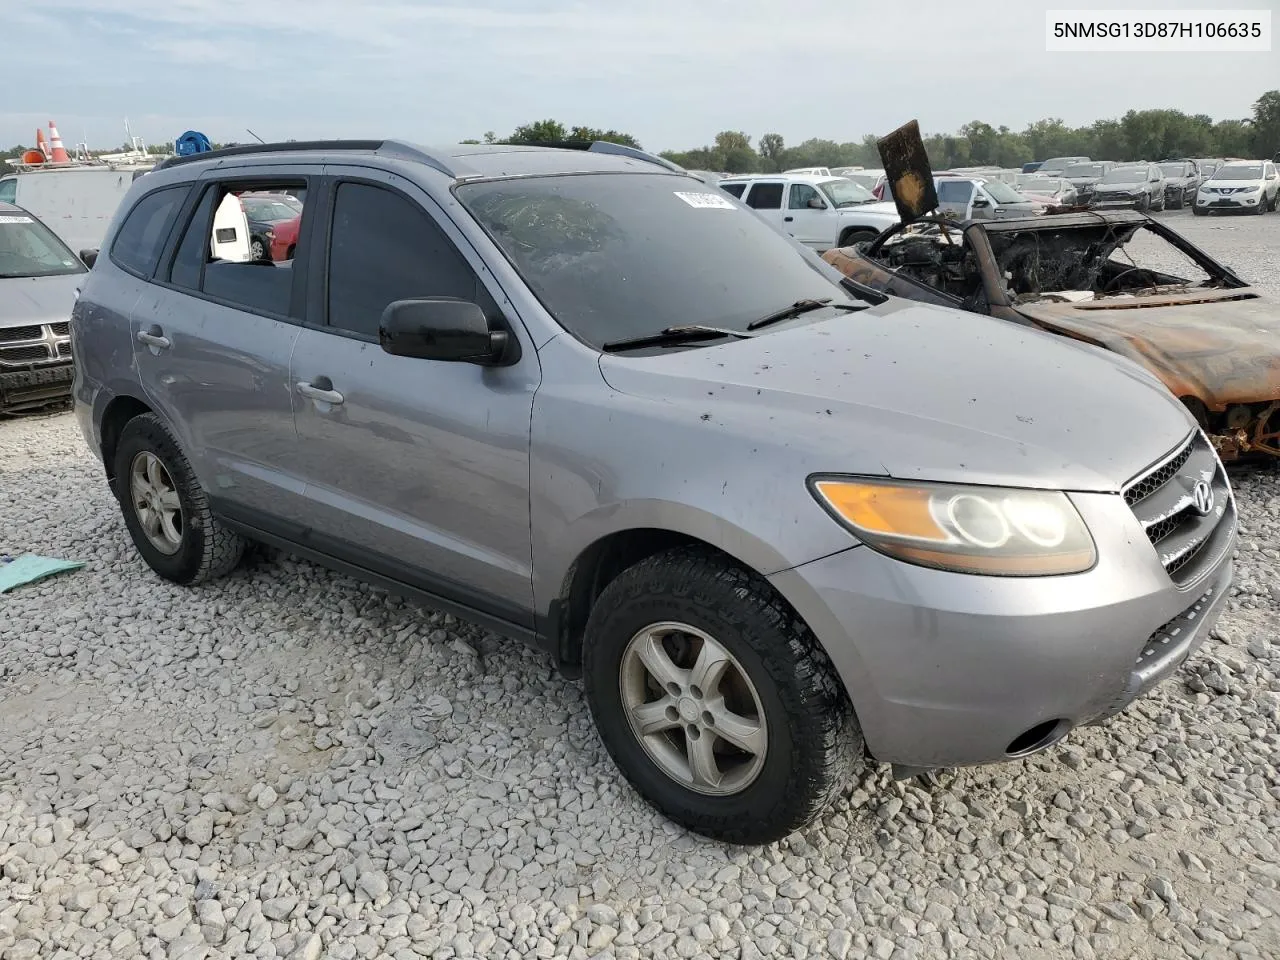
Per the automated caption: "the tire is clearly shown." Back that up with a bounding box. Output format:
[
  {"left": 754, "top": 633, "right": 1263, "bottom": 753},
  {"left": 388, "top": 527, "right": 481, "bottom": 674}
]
[
  {"left": 1256, "top": 198, "right": 1266, "bottom": 215},
  {"left": 250, "top": 237, "right": 268, "bottom": 261},
  {"left": 112, "top": 413, "right": 246, "bottom": 585},
  {"left": 1170, "top": 192, "right": 1183, "bottom": 210},
  {"left": 583, "top": 546, "right": 861, "bottom": 844},
  {"left": 1193, "top": 204, "right": 1206, "bottom": 216},
  {"left": 285, "top": 244, "right": 296, "bottom": 260},
  {"left": 1137, "top": 195, "right": 1150, "bottom": 213},
  {"left": 838, "top": 228, "right": 879, "bottom": 248}
]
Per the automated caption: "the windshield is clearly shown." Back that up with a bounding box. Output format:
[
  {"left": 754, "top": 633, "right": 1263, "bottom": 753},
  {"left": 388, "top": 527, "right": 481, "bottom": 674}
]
[
  {"left": 0, "top": 212, "right": 86, "bottom": 279},
  {"left": 1038, "top": 159, "right": 1077, "bottom": 174},
  {"left": 982, "top": 180, "right": 1026, "bottom": 203},
  {"left": 1158, "top": 163, "right": 1188, "bottom": 177},
  {"left": 1065, "top": 163, "right": 1104, "bottom": 178},
  {"left": 1021, "top": 178, "right": 1063, "bottom": 192},
  {"left": 819, "top": 179, "right": 875, "bottom": 207},
  {"left": 844, "top": 173, "right": 883, "bottom": 190},
  {"left": 1214, "top": 164, "right": 1263, "bottom": 180},
  {"left": 457, "top": 173, "right": 857, "bottom": 350},
  {"left": 241, "top": 197, "right": 301, "bottom": 221},
  {"left": 1101, "top": 167, "right": 1146, "bottom": 184}
]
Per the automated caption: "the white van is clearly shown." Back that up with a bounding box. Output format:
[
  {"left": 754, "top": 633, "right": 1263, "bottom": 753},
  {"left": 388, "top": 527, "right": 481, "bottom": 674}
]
[{"left": 0, "top": 161, "right": 155, "bottom": 255}]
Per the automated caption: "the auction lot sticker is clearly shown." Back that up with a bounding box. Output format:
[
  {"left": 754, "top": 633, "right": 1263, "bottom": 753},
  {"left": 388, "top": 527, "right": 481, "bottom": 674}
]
[
  {"left": 674, "top": 192, "right": 736, "bottom": 209},
  {"left": 1046, "top": 9, "right": 1271, "bottom": 51}
]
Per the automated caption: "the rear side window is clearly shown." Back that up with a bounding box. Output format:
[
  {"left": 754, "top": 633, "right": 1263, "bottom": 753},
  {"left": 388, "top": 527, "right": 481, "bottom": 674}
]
[
  {"left": 325, "top": 182, "right": 481, "bottom": 340},
  {"left": 720, "top": 183, "right": 746, "bottom": 198},
  {"left": 166, "top": 179, "right": 308, "bottom": 317},
  {"left": 745, "top": 183, "right": 783, "bottom": 209},
  {"left": 937, "top": 180, "right": 973, "bottom": 203},
  {"left": 111, "top": 186, "right": 187, "bottom": 276}
]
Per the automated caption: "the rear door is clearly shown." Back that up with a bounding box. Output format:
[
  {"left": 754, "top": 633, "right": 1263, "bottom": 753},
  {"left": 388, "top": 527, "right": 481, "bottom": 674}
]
[
  {"left": 130, "top": 170, "right": 316, "bottom": 522},
  {"left": 742, "top": 181, "right": 785, "bottom": 234},
  {"left": 287, "top": 168, "right": 539, "bottom": 622},
  {"left": 783, "top": 182, "right": 832, "bottom": 248}
]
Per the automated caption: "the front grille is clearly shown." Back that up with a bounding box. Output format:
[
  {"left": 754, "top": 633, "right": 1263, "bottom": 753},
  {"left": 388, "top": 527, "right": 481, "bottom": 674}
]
[
  {"left": 0, "top": 344, "right": 54, "bottom": 365},
  {"left": 0, "top": 325, "right": 42, "bottom": 343},
  {"left": 49, "top": 322, "right": 70, "bottom": 336},
  {"left": 57, "top": 341, "right": 72, "bottom": 358},
  {"left": 1124, "top": 432, "right": 1235, "bottom": 588}
]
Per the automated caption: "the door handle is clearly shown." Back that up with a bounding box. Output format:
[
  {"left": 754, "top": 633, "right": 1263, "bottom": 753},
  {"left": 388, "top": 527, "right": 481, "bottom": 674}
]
[
  {"left": 136, "top": 330, "right": 170, "bottom": 349},
  {"left": 783, "top": 216, "right": 794, "bottom": 222},
  {"left": 296, "top": 380, "right": 344, "bottom": 405}
]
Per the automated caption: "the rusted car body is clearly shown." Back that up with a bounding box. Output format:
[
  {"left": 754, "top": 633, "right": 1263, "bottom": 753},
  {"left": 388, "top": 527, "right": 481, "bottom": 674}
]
[{"left": 822, "top": 210, "right": 1280, "bottom": 460}]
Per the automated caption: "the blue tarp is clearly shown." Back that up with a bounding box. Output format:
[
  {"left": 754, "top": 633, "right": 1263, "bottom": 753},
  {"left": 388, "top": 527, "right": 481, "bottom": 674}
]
[{"left": 175, "top": 130, "right": 213, "bottom": 156}]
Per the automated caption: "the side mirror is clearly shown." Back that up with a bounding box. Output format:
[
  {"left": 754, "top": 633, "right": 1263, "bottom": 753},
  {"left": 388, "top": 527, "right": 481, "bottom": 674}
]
[
  {"left": 807, "top": 197, "right": 826, "bottom": 209},
  {"left": 379, "top": 298, "right": 517, "bottom": 366},
  {"left": 79, "top": 248, "right": 98, "bottom": 268},
  {"left": 971, "top": 197, "right": 990, "bottom": 208}
]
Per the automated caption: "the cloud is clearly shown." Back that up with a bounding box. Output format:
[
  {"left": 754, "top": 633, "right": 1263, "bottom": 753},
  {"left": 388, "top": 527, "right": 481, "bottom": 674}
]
[{"left": 3, "top": 0, "right": 1276, "bottom": 152}]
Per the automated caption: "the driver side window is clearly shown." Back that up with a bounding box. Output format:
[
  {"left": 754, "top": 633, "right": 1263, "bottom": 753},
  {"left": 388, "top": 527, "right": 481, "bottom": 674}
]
[
  {"left": 936, "top": 180, "right": 973, "bottom": 204},
  {"left": 788, "top": 184, "right": 823, "bottom": 209}
]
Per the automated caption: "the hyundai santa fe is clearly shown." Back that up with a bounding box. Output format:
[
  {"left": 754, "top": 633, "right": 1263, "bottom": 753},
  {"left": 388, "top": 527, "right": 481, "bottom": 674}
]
[{"left": 70, "top": 139, "right": 1236, "bottom": 844}]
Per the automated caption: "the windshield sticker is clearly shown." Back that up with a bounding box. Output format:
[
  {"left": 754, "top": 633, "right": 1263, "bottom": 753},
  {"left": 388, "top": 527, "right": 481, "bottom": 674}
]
[
  {"left": 0, "top": 215, "right": 34, "bottom": 224},
  {"left": 674, "top": 191, "right": 736, "bottom": 210}
]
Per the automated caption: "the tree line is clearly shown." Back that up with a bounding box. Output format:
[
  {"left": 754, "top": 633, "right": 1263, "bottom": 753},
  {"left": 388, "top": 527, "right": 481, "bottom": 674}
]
[
  {"left": 5, "top": 92, "right": 1276, "bottom": 179},
  {"left": 658, "top": 91, "right": 1280, "bottom": 173}
]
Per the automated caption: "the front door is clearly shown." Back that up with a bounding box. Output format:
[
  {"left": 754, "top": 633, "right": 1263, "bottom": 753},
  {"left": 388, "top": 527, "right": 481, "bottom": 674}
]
[
  {"left": 132, "top": 172, "right": 315, "bottom": 521},
  {"left": 783, "top": 182, "right": 830, "bottom": 248},
  {"left": 289, "top": 172, "right": 539, "bottom": 624}
]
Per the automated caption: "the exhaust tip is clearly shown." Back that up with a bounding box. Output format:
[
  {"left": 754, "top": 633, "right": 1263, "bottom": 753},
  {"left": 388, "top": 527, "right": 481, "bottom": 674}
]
[{"left": 1006, "top": 719, "right": 1071, "bottom": 758}]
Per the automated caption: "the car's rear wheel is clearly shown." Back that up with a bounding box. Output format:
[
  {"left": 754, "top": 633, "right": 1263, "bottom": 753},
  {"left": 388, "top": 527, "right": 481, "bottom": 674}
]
[
  {"left": 113, "top": 414, "right": 245, "bottom": 585},
  {"left": 250, "top": 237, "right": 268, "bottom": 260},
  {"left": 583, "top": 546, "right": 861, "bottom": 844}
]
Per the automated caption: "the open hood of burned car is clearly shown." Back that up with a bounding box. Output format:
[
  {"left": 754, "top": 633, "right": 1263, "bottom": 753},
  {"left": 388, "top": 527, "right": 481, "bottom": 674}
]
[{"left": 1013, "top": 289, "right": 1280, "bottom": 410}]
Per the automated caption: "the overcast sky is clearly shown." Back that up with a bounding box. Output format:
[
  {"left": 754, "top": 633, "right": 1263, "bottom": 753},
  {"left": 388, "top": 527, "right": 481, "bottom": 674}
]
[{"left": 4, "top": 0, "right": 1276, "bottom": 153}]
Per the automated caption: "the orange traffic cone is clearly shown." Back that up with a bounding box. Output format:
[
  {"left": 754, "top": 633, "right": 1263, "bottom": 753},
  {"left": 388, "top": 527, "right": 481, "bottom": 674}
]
[
  {"left": 35, "top": 128, "right": 50, "bottom": 159},
  {"left": 48, "top": 121, "right": 70, "bottom": 163}
]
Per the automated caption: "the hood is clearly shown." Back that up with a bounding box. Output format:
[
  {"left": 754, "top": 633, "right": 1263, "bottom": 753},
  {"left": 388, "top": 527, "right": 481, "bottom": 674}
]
[
  {"left": 0, "top": 273, "right": 83, "bottom": 328},
  {"left": 1203, "top": 178, "right": 1262, "bottom": 189},
  {"left": 837, "top": 201, "right": 899, "bottom": 220},
  {"left": 1013, "top": 289, "right": 1280, "bottom": 409},
  {"left": 1095, "top": 179, "right": 1148, "bottom": 190},
  {"left": 598, "top": 299, "right": 1194, "bottom": 492}
]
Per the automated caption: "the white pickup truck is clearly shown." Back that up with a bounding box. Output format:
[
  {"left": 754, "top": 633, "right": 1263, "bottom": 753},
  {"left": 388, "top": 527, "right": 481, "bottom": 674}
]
[{"left": 717, "top": 173, "right": 900, "bottom": 251}]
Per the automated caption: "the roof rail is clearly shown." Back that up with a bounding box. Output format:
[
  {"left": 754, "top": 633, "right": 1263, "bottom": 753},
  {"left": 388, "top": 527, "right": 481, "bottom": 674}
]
[
  {"left": 153, "top": 138, "right": 472, "bottom": 179},
  {"left": 500, "top": 139, "right": 684, "bottom": 173},
  {"left": 154, "top": 139, "right": 384, "bottom": 170}
]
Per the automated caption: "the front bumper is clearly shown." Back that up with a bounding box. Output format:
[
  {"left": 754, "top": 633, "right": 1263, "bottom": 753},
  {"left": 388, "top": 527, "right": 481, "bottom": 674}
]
[
  {"left": 1091, "top": 195, "right": 1145, "bottom": 209},
  {"left": 1195, "top": 193, "right": 1262, "bottom": 210},
  {"left": 770, "top": 490, "right": 1234, "bottom": 770},
  {"left": 0, "top": 362, "right": 74, "bottom": 413}
]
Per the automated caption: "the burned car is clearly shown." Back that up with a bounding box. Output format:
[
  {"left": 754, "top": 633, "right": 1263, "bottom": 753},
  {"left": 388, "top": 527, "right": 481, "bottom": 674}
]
[{"left": 822, "top": 211, "right": 1280, "bottom": 461}]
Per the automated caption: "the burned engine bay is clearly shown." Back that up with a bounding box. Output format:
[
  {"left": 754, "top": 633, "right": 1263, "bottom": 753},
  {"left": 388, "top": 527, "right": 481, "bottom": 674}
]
[{"left": 873, "top": 217, "right": 1229, "bottom": 306}]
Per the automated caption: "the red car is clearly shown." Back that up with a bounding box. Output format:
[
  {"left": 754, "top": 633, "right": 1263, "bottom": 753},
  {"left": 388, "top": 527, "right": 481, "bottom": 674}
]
[{"left": 269, "top": 214, "right": 301, "bottom": 262}]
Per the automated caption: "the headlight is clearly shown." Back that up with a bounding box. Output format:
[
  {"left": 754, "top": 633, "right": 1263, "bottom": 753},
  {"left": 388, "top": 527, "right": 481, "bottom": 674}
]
[{"left": 808, "top": 477, "right": 1097, "bottom": 576}]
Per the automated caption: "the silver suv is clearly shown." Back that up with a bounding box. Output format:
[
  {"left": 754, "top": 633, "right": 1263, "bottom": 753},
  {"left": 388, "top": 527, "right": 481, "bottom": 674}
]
[{"left": 72, "top": 140, "right": 1236, "bottom": 844}]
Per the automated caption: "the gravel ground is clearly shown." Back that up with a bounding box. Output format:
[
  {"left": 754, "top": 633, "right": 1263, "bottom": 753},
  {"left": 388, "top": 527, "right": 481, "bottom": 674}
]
[{"left": 2, "top": 212, "right": 1279, "bottom": 960}]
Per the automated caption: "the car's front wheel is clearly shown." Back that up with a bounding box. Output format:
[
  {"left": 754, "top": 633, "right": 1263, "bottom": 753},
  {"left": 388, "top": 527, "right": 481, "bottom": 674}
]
[
  {"left": 113, "top": 413, "right": 246, "bottom": 585},
  {"left": 583, "top": 547, "right": 861, "bottom": 844}
]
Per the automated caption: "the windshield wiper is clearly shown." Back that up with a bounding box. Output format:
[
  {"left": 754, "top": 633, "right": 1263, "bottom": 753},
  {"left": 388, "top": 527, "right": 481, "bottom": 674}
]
[
  {"left": 747, "top": 298, "right": 865, "bottom": 331},
  {"left": 601, "top": 325, "right": 755, "bottom": 353}
]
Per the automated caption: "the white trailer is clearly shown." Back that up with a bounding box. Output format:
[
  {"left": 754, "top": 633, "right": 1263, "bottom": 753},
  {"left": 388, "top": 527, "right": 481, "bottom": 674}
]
[{"left": 0, "top": 160, "right": 155, "bottom": 256}]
